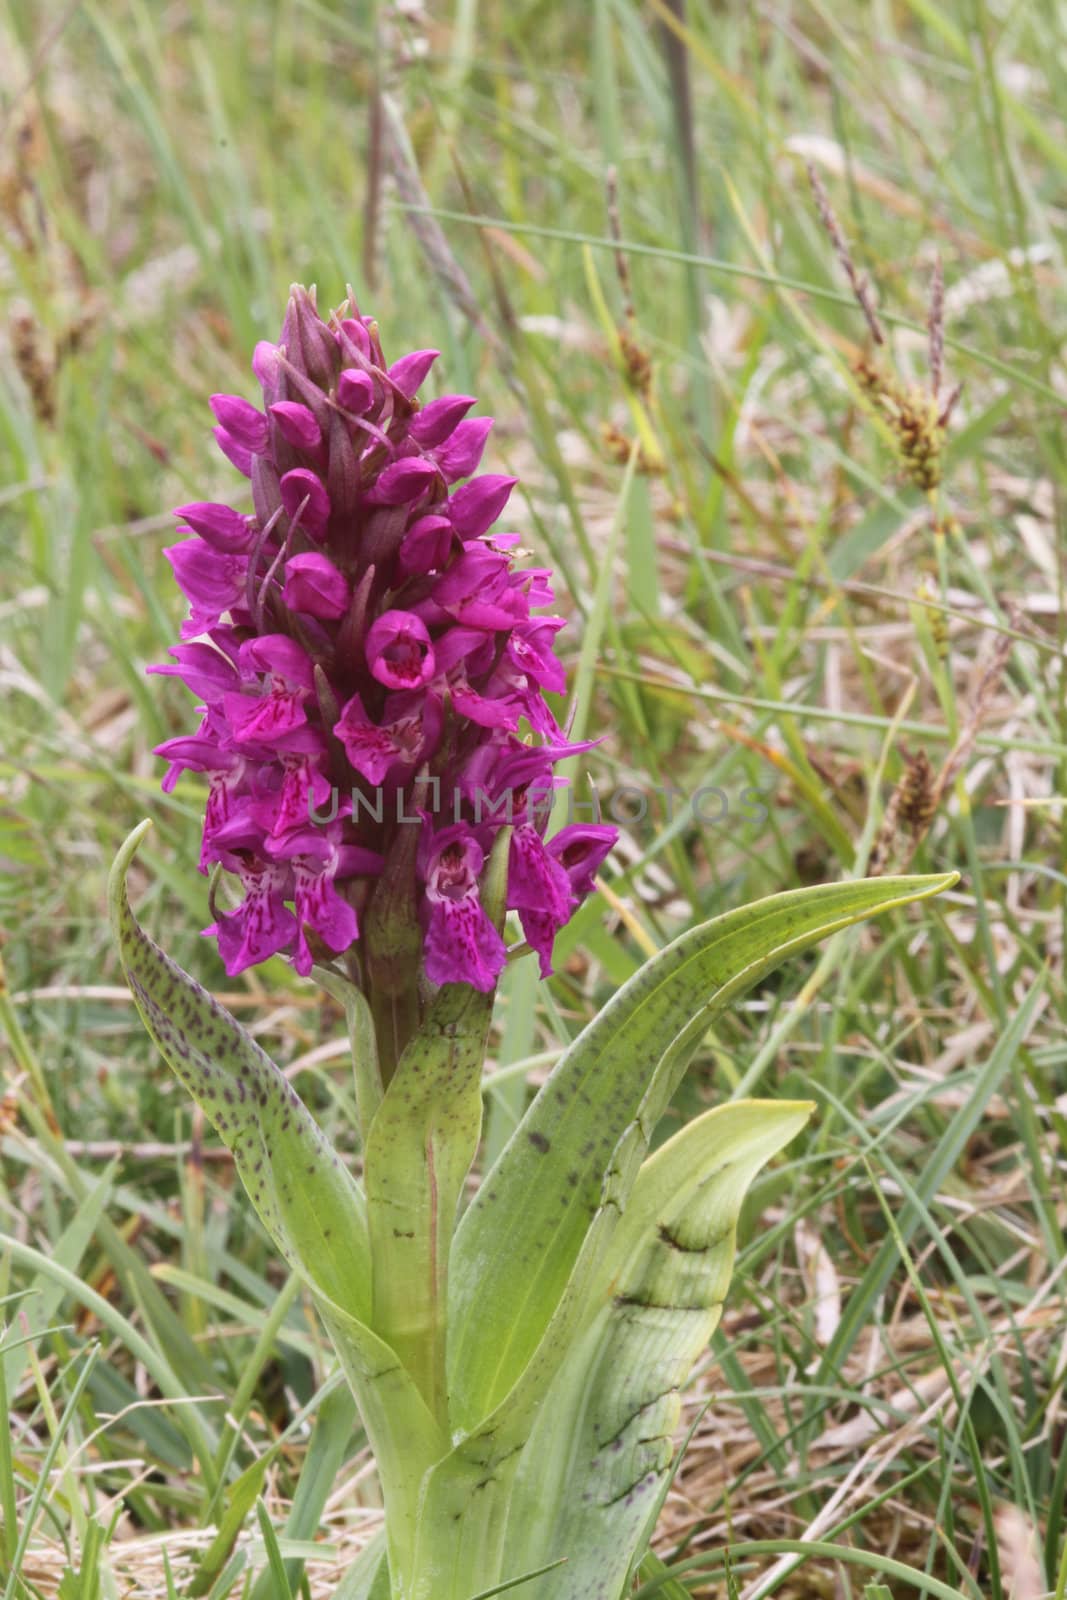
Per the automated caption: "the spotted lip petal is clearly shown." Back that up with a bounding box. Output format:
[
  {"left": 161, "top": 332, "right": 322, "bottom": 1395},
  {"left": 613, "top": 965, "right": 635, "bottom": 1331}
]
[
  {"left": 421, "top": 827, "right": 507, "bottom": 991},
  {"left": 149, "top": 283, "right": 616, "bottom": 990},
  {"left": 365, "top": 611, "right": 436, "bottom": 690}
]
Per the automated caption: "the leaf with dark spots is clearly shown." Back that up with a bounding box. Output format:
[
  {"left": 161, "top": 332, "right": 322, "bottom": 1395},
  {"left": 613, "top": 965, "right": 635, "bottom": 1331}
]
[
  {"left": 407, "top": 1102, "right": 809, "bottom": 1600},
  {"left": 113, "top": 830, "right": 452, "bottom": 1600},
  {"left": 110, "top": 821, "right": 371, "bottom": 1325},
  {"left": 496, "top": 1100, "right": 812, "bottom": 1599},
  {"left": 449, "top": 872, "right": 956, "bottom": 1429},
  {"left": 657, "top": 1222, "right": 714, "bottom": 1254}
]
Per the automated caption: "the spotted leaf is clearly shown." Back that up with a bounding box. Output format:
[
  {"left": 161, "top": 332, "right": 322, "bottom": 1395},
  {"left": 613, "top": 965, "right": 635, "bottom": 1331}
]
[{"left": 109, "top": 821, "right": 371, "bottom": 1324}]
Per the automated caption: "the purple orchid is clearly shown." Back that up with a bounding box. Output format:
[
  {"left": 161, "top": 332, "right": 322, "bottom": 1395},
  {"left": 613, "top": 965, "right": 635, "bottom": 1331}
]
[
  {"left": 152, "top": 284, "right": 615, "bottom": 995},
  {"left": 420, "top": 826, "right": 507, "bottom": 993},
  {"left": 365, "top": 611, "right": 436, "bottom": 690}
]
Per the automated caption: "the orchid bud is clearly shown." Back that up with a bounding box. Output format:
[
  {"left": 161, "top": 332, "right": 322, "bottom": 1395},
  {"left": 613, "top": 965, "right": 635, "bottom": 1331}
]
[
  {"left": 337, "top": 367, "right": 375, "bottom": 414},
  {"left": 387, "top": 348, "right": 439, "bottom": 399},
  {"left": 269, "top": 401, "right": 323, "bottom": 454},
  {"left": 281, "top": 284, "right": 339, "bottom": 390},
  {"left": 435, "top": 416, "right": 492, "bottom": 483},
  {"left": 283, "top": 552, "right": 350, "bottom": 620},
  {"left": 280, "top": 468, "right": 331, "bottom": 538},
  {"left": 369, "top": 456, "right": 439, "bottom": 507},
  {"left": 409, "top": 394, "right": 477, "bottom": 449},
  {"left": 213, "top": 425, "right": 254, "bottom": 478},
  {"left": 209, "top": 394, "right": 269, "bottom": 452},
  {"left": 447, "top": 473, "right": 518, "bottom": 538},
  {"left": 175, "top": 502, "right": 256, "bottom": 553}
]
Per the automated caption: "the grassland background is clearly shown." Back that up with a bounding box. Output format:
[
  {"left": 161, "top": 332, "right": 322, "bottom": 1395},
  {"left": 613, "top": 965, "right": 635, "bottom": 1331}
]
[{"left": 1, "top": 1, "right": 1066, "bottom": 1597}]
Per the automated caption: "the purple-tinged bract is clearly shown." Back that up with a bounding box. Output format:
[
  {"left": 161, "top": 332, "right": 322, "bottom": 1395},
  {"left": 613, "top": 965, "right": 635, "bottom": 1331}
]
[{"left": 153, "top": 285, "right": 615, "bottom": 991}]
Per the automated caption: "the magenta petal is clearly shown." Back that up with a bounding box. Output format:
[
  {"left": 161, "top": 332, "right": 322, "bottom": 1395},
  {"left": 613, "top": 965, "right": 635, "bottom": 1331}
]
[
  {"left": 335, "top": 844, "right": 385, "bottom": 878},
  {"left": 283, "top": 552, "right": 350, "bottom": 620},
  {"left": 434, "top": 546, "right": 528, "bottom": 629},
  {"left": 513, "top": 823, "right": 616, "bottom": 977},
  {"left": 433, "top": 626, "right": 492, "bottom": 673},
  {"left": 448, "top": 678, "right": 522, "bottom": 731},
  {"left": 410, "top": 395, "right": 477, "bottom": 449},
  {"left": 257, "top": 755, "right": 333, "bottom": 843},
  {"left": 447, "top": 474, "right": 518, "bottom": 538},
  {"left": 210, "top": 394, "right": 269, "bottom": 452},
  {"left": 224, "top": 687, "right": 308, "bottom": 746},
  {"left": 209, "top": 810, "right": 268, "bottom": 857},
  {"left": 337, "top": 320, "right": 372, "bottom": 360},
  {"left": 445, "top": 587, "right": 526, "bottom": 628},
  {"left": 239, "top": 633, "right": 316, "bottom": 689},
  {"left": 547, "top": 824, "right": 617, "bottom": 897},
  {"left": 270, "top": 401, "right": 323, "bottom": 453},
  {"left": 435, "top": 417, "right": 493, "bottom": 483},
  {"left": 365, "top": 610, "right": 435, "bottom": 690},
  {"left": 513, "top": 564, "right": 555, "bottom": 604},
  {"left": 335, "top": 693, "right": 399, "bottom": 784},
  {"left": 213, "top": 863, "right": 297, "bottom": 974},
  {"left": 422, "top": 828, "right": 505, "bottom": 990},
  {"left": 148, "top": 641, "right": 241, "bottom": 701},
  {"left": 388, "top": 349, "right": 439, "bottom": 399},
  {"left": 175, "top": 501, "right": 255, "bottom": 554},
  {"left": 213, "top": 425, "right": 255, "bottom": 478},
  {"left": 292, "top": 865, "right": 359, "bottom": 975},
  {"left": 252, "top": 341, "right": 285, "bottom": 403},
  {"left": 337, "top": 368, "right": 375, "bottom": 414},
  {"left": 370, "top": 456, "right": 439, "bottom": 506},
  {"left": 335, "top": 691, "right": 430, "bottom": 784},
  {"left": 517, "top": 908, "right": 558, "bottom": 978},
  {"left": 280, "top": 468, "right": 331, "bottom": 538},
  {"left": 198, "top": 771, "right": 247, "bottom": 870},
  {"left": 399, "top": 513, "right": 454, "bottom": 576},
  {"left": 165, "top": 540, "right": 247, "bottom": 614},
  {"left": 508, "top": 825, "right": 574, "bottom": 921},
  {"left": 507, "top": 619, "right": 567, "bottom": 694},
  {"left": 515, "top": 682, "right": 563, "bottom": 737},
  {"left": 153, "top": 733, "right": 233, "bottom": 771},
  {"left": 424, "top": 896, "right": 506, "bottom": 990}
]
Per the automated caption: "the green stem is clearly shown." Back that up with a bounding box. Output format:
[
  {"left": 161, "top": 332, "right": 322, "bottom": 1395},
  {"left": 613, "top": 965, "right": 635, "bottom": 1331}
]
[
  {"left": 363, "top": 983, "right": 493, "bottom": 1431},
  {"left": 371, "top": 984, "right": 422, "bottom": 1091}
]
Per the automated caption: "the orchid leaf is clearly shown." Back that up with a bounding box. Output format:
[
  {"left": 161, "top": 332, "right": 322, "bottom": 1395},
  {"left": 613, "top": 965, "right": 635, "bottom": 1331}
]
[
  {"left": 361, "top": 829, "right": 503, "bottom": 1424},
  {"left": 363, "top": 981, "right": 493, "bottom": 1423},
  {"left": 449, "top": 872, "right": 956, "bottom": 1427},
  {"left": 314, "top": 1293, "right": 446, "bottom": 1592},
  {"left": 403, "top": 1100, "right": 810, "bottom": 1600},
  {"left": 502, "top": 1100, "right": 812, "bottom": 1599},
  {"left": 112, "top": 823, "right": 460, "bottom": 1596},
  {"left": 109, "top": 820, "right": 372, "bottom": 1325}
]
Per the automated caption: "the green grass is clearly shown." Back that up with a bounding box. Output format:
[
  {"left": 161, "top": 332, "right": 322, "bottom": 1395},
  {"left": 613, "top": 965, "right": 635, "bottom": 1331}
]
[{"left": 1, "top": 0, "right": 1065, "bottom": 1595}]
